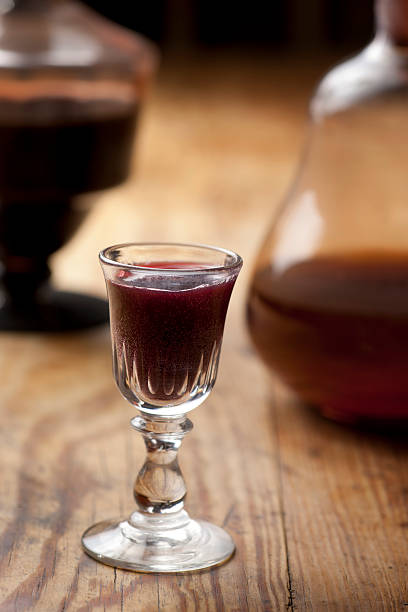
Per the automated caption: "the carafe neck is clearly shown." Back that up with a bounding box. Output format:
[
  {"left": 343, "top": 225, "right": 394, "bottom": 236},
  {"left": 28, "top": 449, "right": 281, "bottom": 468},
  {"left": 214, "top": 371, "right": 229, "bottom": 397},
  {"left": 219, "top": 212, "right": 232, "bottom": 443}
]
[{"left": 376, "top": 0, "right": 408, "bottom": 46}]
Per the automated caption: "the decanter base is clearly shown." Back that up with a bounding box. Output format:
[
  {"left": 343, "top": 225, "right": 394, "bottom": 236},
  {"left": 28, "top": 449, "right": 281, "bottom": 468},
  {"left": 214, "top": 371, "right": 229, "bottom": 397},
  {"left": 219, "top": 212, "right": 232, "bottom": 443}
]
[
  {"left": 82, "top": 510, "right": 235, "bottom": 573},
  {"left": 0, "top": 290, "right": 108, "bottom": 332}
]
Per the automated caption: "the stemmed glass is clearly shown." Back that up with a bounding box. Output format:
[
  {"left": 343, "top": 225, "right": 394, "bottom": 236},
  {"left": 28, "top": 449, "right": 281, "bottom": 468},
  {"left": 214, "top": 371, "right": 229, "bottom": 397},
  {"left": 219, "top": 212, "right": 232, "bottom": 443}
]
[{"left": 82, "top": 242, "right": 242, "bottom": 572}]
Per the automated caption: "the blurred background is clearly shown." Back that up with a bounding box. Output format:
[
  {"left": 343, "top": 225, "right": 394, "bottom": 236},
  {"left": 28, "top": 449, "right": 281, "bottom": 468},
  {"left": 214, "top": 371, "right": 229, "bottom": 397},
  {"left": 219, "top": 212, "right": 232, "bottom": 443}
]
[
  {"left": 55, "top": 0, "right": 378, "bottom": 300},
  {"left": 83, "top": 0, "right": 374, "bottom": 53}
]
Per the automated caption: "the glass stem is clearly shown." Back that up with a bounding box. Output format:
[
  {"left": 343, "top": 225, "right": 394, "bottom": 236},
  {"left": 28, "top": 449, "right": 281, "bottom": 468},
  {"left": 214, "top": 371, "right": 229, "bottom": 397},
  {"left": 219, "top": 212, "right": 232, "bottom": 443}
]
[{"left": 130, "top": 414, "right": 193, "bottom": 515}]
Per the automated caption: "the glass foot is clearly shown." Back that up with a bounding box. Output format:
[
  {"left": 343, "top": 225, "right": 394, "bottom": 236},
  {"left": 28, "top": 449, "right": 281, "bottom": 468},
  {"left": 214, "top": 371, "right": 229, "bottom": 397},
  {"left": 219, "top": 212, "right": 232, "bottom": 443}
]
[{"left": 82, "top": 510, "right": 235, "bottom": 573}]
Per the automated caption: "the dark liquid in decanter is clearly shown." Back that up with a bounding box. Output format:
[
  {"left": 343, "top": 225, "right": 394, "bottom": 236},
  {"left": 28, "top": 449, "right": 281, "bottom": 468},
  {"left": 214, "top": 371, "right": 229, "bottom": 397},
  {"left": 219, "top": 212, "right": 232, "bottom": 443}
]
[
  {"left": 247, "top": 253, "right": 408, "bottom": 422},
  {"left": 0, "top": 97, "right": 138, "bottom": 198},
  {"left": 0, "top": 97, "right": 138, "bottom": 256}
]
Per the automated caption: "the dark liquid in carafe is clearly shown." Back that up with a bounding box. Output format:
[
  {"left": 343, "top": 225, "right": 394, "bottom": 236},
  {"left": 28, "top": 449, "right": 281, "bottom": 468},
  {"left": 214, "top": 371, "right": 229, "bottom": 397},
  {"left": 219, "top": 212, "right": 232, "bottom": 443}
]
[
  {"left": 0, "top": 97, "right": 138, "bottom": 198},
  {"left": 247, "top": 253, "right": 408, "bottom": 422},
  {"left": 0, "top": 97, "right": 138, "bottom": 256}
]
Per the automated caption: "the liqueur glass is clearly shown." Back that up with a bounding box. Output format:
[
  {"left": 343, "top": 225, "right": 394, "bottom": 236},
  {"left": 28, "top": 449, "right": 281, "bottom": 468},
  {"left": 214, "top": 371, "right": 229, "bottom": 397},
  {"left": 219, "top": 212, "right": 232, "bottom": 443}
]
[{"left": 82, "top": 242, "right": 242, "bottom": 572}]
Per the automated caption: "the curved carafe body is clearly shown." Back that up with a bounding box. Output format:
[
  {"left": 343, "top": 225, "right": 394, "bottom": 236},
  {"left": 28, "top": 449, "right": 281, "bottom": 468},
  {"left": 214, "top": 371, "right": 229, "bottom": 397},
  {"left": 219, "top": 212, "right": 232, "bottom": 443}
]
[{"left": 247, "top": 0, "right": 408, "bottom": 425}]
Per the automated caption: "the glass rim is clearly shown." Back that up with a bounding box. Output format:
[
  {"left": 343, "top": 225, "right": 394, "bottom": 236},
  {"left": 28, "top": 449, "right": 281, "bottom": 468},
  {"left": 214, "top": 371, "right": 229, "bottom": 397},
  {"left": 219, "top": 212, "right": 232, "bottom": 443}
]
[{"left": 99, "top": 241, "right": 243, "bottom": 274}]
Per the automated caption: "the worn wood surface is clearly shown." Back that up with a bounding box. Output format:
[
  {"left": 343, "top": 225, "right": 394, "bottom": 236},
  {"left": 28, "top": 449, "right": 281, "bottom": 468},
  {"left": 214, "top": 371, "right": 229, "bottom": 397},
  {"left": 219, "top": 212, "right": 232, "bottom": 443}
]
[{"left": 1, "top": 52, "right": 408, "bottom": 611}]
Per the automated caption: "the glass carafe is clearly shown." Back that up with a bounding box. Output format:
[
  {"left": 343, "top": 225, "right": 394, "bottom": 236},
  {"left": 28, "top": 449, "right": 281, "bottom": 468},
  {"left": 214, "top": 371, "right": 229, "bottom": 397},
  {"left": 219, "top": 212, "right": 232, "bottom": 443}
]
[
  {"left": 247, "top": 0, "right": 408, "bottom": 426},
  {"left": 0, "top": 0, "right": 156, "bottom": 331}
]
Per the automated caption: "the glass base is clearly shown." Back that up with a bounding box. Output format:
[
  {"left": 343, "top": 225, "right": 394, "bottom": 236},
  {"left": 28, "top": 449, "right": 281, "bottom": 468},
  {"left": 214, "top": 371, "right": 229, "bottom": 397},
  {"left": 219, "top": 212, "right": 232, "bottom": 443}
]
[{"left": 82, "top": 510, "right": 235, "bottom": 573}]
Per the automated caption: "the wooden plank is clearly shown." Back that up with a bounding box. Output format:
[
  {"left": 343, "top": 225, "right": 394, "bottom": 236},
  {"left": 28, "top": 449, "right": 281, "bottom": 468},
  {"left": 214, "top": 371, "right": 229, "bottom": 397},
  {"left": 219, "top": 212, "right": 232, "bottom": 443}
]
[
  {"left": 273, "top": 382, "right": 408, "bottom": 610},
  {"left": 0, "top": 321, "right": 289, "bottom": 610}
]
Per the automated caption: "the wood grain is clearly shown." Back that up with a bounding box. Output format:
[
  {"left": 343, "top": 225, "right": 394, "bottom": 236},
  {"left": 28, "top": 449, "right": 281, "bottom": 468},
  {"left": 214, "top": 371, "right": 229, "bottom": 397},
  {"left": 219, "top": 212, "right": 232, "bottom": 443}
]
[
  {"left": 2, "top": 51, "right": 407, "bottom": 611},
  {"left": 273, "top": 384, "right": 408, "bottom": 610}
]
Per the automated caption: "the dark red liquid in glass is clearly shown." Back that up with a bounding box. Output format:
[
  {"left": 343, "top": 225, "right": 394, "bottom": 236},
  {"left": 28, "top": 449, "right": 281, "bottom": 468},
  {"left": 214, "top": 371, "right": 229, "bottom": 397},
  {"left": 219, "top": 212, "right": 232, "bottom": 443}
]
[
  {"left": 247, "top": 253, "right": 408, "bottom": 423},
  {"left": 107, "top": 263, "right": 236, "bottom": 404}
]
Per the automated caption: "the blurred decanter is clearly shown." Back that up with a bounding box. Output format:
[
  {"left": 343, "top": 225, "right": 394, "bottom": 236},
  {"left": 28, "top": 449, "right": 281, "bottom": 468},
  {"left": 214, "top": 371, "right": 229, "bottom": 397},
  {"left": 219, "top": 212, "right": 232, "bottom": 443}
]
[
  {"left": 0, "top": 0, "right": 156, "bottom": 331},
  {"left": 247, "top": 0, "right": 408, "bottom": 426}
]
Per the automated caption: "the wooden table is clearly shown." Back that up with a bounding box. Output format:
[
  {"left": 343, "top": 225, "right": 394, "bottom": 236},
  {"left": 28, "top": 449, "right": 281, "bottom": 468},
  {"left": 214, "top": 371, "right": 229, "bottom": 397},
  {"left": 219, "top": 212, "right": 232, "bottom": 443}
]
[{"left": 1, "top": 52, "right": 408, "bottom": 611}]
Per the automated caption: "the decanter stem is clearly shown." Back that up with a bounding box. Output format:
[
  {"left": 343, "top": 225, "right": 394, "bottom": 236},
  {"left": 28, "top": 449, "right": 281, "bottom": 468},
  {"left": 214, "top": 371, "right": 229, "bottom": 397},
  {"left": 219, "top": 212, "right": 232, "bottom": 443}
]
[{"left": 130, "top": 414, "right": 193, "bottom": 515}]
